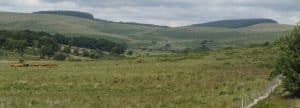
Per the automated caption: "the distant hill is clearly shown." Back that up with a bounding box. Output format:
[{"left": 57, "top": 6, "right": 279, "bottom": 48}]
[
  {"left": 34, "top": 10, "right": 168, "bottom": 28},
  {"left": 33, "top": 10, "right": 95, "bottom": 19},
  {"left": 0, "top": 11, "right": 294, "bottom": 50},
  {"left": 119, "top": 22, "right": 169, "bottom": 28},
  {"left": 191, "top": 19, "right": 278, "bottom": 28}
]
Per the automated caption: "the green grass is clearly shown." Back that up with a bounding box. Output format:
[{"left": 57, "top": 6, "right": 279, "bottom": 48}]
[
  {"left": 254, "top": 86, "right": 300, "bottom": 108},
  {"left": 0, "top": 47, "right": 278, "bottom": 107},
  {"left": 0, "top": 11, "right": 294, "bottom": 50}
]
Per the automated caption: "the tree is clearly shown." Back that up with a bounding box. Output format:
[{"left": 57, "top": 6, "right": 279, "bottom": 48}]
[
  {"left": 40, "top": 46, "right": 55, "bottom": 59},
  {"left": 38, "top": 36, "right": 59, "bottom": 59},
  {"left": 2, "top": 38, "right": 26, "bottom": 63},
  {"left": 127, "top": 50, "right": 133, "bottom": 56},
  {"left": 62, "top": 46, "right": 71, "bottom": 54},
  {"left": 272, "top": 26, "right": 300, "bottom": 96},
  {"left": 163, "top": 43, "right": 171, "bottom": 51},
  {"left": 0, "top": 36, "right": 5, "bottom": 47},
  {"left": 82, "top": 49, "right": 90, "bottom": 57},
  {"left": 89, "top": 50, "right": 102, "bottom": 59},
  {"left": 73, "top": 48, "right": 80, "bottom": 56}
]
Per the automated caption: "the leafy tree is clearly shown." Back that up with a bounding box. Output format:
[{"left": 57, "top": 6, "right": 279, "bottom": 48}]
[
  {"left": 53, "top": 33, "right": 70, "bottom": 45},
  {"left": 127, "top": 50, "right": 133, "bottom": 56},
  {"left": 272, "top": 26, "right": 300, "bottom": 96},
  {"left": 62, "top": 46, "right": 71, "bottom": 54},
  {"left": 0, "top": 36, "right": 5, "bottom": 47},
  {"left": 73, "top": 48, "right": 80, "bottom": 56},
  {"left": 82, "top": 49, "right": 90, "bottom": 57},
  {"left": 2, "top": 38, "right": 26, "bottom": 63},
  {"left": 40, "top": 46, "right": 55, "bottom": 59},
  {"left": 89, "top": 50, "right": 102, "bottom": 59},
  {"left": 38, "top": 36, "right": 59, "bottom": 58},
  {"left": 2, "top": 39, "right": 26, "bottom": 54},
  {"left": 162, "top": 43, "right": 171, "bottom": 51}
]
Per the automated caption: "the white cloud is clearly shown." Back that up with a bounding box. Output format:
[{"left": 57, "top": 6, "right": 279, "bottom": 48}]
[{"left": 0, "top": 0, "right": 299, "bottom": 26}]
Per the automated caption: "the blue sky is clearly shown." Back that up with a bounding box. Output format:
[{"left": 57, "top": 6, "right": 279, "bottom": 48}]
[{"left": 0, "top": 0, "right": 299, "bottom": 27}]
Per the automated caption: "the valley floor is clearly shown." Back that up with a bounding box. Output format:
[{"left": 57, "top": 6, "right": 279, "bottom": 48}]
[{"left": 0, "top": 47, "right": 277, "bottom": 108}]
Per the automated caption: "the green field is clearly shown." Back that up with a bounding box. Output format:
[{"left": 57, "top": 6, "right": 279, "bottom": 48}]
[
  {"left": 255, "top": 87, "right": 300, "bottom": 108},
  {"left": 0, "top": 46, "right": 278, "bottom": 107},
  {"left": 0, "top": 11, "right": 294, "bottom": 50}
]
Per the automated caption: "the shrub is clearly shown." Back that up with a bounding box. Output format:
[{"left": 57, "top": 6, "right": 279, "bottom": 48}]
[
  {"left": 53, "top": 53, "right": 67, "bottom": 61},
  {"left": 89, "top": 50, "right": 103, "bottom": 59},
  {"left": 62, "top": 46, "right": 71, "bottom": 54},
  {"left": 82, "top": 49, "right": 90, "bottom": 57},
  {"left": 127, "top": 50, "right": 133, "bottom": 56},
  {"left": 272, "top": 26, "right": 300, "bottom": 96}
]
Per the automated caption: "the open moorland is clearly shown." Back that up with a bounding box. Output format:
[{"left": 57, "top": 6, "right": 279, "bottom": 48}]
[{"left": 0, "top": 46, "right": 278, "bottom": 108}]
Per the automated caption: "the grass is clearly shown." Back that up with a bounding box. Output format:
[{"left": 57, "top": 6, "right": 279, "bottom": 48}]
[
  {"left": 0, "top": 47, "right": 278, "bottom": 107},
  {"left": 254, "top": 86, "right": 300, "bottom": 108}
]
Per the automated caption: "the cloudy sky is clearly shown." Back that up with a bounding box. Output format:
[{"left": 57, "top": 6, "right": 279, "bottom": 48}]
[{"left": 0, "top": 0, "right": 299, "bottom": 27}]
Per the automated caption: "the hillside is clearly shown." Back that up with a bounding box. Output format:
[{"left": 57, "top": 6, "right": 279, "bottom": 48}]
[
  {"left": 191, "top": 19, "right": 278, "bottom": 28},
  {"left": 33, "top": 10, "right": 95, "bottom": 19},
  {"left": 0, "top": 11, "right": 294, "bottom": 50},
  {"left": 34, "top": 10, "right": 168, "bottom": 28}
]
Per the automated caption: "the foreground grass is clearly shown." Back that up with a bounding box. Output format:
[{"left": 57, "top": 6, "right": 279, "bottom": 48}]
[{"left": 0, "top": 47, "right": 277, "bottom": 108}]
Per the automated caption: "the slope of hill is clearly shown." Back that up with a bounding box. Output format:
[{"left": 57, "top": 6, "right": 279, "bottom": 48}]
[
  {"left": 191, "top": 19, "right": 278, "bottom": 28},
  {"left": 33, "top": 10, "right": 95, "bottom": 19},
  {"left": 0, "top": 11, "right": 294, "bottom": 50},
  {"left": 33, "top": 10, "right": 169, "bottom": 28}
]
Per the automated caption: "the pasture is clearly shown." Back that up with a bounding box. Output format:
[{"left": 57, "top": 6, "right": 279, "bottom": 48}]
[{"left": 0, "top": 47, "right": 277, "bottom": 107}]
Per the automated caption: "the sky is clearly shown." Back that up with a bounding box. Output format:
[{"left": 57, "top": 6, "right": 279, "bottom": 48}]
[{"left": 0, "top": 0, "right": 299, "bottom": 27}]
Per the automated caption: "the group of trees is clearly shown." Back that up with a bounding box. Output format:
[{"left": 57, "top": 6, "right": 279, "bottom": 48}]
[{"left": 0, "top": 30, "right": 126, "bottom": 60}]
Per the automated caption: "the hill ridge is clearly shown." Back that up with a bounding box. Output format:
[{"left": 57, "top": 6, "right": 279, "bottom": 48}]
[{"left": 191, "top": 18, "right": 278, "bottom": 28}]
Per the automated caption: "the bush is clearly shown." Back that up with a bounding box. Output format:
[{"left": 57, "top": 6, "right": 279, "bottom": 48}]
[
  {"left": 272, "top": 26, "right": 300, "bottom": 96},
  {"left": 127, "top": 50, "right": 133, "bottom": 56},
  {"left": 62, "top": 46, "right": 71, "bottom": 54},
  {"left": 53, "top": 53, "right": 67, "bottom": 61},
  {"left": 89, "top": 50, "right": 102, "bottom": 59},
  {"left": 82, "top": 49, "right": 90, "bottom": 57}
]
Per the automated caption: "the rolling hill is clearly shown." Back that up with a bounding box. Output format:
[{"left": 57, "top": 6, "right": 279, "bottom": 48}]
[
  {"left": 191, "top": 19, "right": 278, "bottom": 28},
  {"left": 0, "top": 11, "right": 294, "bottom": 50},
  {"left": 33, "top": 10, "right": 95, "bottom": 19}
]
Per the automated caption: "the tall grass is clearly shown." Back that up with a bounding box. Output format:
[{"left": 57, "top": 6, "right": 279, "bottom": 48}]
[{"left": 0, "top": 47, "right": 276, "bottom": 107}]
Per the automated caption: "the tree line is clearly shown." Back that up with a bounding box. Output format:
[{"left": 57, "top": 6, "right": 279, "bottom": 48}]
[{"left": 0, "top": 30, "right": 126, "bottom": 59}]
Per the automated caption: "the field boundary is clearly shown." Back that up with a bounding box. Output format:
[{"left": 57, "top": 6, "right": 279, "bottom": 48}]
[{"left": 245, "top": 76, "right": 282, "bottom": 108}]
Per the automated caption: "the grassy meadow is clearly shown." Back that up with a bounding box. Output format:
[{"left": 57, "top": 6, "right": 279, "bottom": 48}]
[{"left": 0, "top": 46, "right": 278, "bottom": 108}]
